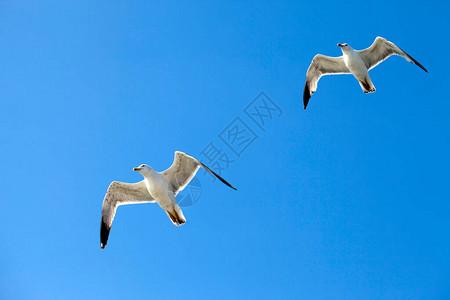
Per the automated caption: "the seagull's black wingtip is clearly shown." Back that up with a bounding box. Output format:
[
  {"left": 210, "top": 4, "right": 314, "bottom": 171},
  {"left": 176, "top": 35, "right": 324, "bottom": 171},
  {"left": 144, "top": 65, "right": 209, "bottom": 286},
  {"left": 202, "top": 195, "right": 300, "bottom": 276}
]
[
  {"left": 303, "top": 82, "right": 310, "bottom": 110},
  {"left": 416, "top": 62, "right": 428, "bottom": 73},
  {"left": 403, "top": 49, "right": 428, "bottom": 73},
  {"left": 198, "top": 161, "right": 237, "bottom": 191},
  {"left": 100, "top": 219, "right": 110, "bottom": 250}
]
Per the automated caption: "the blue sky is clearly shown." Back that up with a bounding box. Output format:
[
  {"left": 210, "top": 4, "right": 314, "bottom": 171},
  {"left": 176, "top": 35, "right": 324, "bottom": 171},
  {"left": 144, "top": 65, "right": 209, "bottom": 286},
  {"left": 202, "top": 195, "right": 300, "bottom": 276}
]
[{"left": 1, "top": 1, "right": 449, "bottom": 299}]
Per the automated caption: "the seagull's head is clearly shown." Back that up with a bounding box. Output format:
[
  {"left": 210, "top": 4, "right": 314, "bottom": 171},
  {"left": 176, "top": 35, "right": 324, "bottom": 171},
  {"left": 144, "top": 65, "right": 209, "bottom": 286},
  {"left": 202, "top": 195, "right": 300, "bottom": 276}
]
[
  {"left": 337, "top": 43, "right": 351, "bottom": 51},
  {"left": 133, "top": 164, "right": 154, "bottom": 175}
]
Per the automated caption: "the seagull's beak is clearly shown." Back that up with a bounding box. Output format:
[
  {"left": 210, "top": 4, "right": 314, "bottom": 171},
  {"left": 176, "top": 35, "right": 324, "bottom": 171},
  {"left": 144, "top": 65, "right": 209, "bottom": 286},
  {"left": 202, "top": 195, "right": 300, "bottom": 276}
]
[
  {"left": 337, "top": 43, "right": 343, "bottom": 47},
  {"left": 133, "top": 167, "right": 141, "bottom": 171}
]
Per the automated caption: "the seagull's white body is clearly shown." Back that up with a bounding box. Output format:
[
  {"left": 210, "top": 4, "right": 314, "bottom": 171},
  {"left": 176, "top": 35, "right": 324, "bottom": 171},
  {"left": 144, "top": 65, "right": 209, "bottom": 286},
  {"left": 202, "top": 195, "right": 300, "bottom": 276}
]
[
  {"left": 303, "top": 37, "right": 427, "bottom": 109},
  {"left": 343, "top": 47, "right": 369, "bottom": 81},
  {"left": 141, "top": 168, "right": 184, "bottom": 222},
  {"left": 100, "top": 151, "right": 237, "bottom": 249},
  {"left": 341, "top": 45, "right": 376, "bottom": 93}
]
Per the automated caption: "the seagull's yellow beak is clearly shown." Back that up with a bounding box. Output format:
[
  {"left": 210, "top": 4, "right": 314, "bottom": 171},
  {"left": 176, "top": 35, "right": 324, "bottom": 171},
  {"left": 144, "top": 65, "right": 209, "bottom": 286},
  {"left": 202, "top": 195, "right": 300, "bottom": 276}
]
[
  {"left": 133, "top": 167, "right": 141, "bottom": 171},
  {"left": 337, "top": 43, "right": 343, "bottom": 47}
]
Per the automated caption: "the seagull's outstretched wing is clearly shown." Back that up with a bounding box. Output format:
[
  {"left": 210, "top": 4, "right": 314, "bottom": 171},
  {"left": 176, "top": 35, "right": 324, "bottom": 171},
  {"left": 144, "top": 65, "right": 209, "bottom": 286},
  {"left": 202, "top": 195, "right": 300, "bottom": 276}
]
[
  {"left": 162, "top": 151, "right": 237, "bottom": 196},
  {"left": 358, "top": 36, "right": 427, "bottom": 72},
  {"left": 100, "top": 180, "right": 154, "bottom": 249},
  {"left": 303, "top": 54, "right": 350, "bottom": 109}
]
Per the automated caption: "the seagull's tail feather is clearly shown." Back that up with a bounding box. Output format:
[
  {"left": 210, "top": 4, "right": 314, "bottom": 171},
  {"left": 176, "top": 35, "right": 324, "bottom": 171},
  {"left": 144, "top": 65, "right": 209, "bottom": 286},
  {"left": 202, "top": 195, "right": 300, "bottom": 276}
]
[
  {"left": 359, "top": 78, "right": 376, "bottom": 94},
  {"left": 166, "top": 206, "right": 186, "bottom": 226},
  {"left": 100, "top": 219, "right": 111, "bottom": 250}
]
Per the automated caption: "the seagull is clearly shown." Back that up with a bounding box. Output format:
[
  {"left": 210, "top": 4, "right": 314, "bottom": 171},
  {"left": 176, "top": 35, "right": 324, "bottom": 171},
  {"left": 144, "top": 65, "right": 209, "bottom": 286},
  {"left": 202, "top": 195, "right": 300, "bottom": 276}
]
[
  {"left": 100, "top": 151, "right": 237, "bottom": 249},
  {"left": 303, "top": 36, "right": 427, "bottom": 109}
]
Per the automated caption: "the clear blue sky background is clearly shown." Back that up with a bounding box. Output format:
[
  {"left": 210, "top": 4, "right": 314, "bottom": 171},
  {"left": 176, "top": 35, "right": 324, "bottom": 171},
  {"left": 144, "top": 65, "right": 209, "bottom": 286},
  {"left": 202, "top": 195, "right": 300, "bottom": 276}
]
[{"left": 1, "top": 1, "right": 449, "bottom": 299}]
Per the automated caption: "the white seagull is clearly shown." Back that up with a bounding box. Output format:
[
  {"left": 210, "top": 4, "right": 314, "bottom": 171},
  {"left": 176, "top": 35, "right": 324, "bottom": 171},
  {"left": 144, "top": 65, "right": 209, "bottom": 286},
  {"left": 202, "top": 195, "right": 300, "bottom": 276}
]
[
  {"left": 303, "top": 36, "right": 427, "bottom": 109},
  {"left": 100, "top": 151, "right": 237, "bottom": 249}
]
